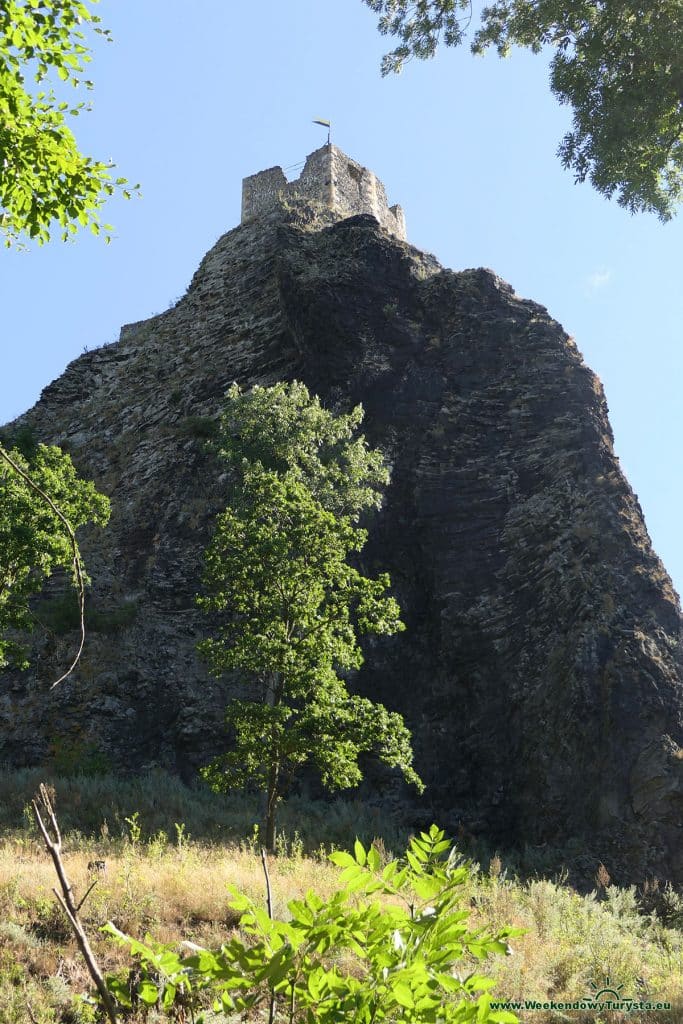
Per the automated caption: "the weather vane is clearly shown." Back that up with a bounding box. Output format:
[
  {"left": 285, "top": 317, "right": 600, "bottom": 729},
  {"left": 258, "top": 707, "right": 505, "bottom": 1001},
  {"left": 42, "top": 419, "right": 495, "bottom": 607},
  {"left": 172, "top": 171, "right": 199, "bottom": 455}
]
[{"left": 313, "top": 118, "right": 331, "bottom": 145}]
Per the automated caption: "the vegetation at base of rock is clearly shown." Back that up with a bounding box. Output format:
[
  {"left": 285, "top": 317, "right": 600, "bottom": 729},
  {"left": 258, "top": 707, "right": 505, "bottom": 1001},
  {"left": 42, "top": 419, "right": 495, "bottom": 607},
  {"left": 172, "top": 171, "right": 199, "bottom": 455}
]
[
  {"left": 198, "top": 382, "right": 422, "bottom": 850},
  {"left": 0, "top": 443, "right": 110, "bottom": 669},
  {"left": 48, "top": 737, "right": 112, "bottom": 778},
  {"left": 103, "top": 826, "right": 521, "bottom": 1022},
  {"left": 0, "top": 773, "right": 682, "bottom": 1022},
  {"left": 0, "top": 0, "right": 137, "bottom": 246},
  {"left": 0, "top": 769, "right": 408, "bottom": 853},
  {"left": 363, "top": 0, "right": 683, "bottom": 220}
]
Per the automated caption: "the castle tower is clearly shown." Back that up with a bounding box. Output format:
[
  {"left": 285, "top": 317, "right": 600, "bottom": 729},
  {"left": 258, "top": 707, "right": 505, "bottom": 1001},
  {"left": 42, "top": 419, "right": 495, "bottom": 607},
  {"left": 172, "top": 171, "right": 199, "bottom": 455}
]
[{"left": 241, "top": 144, "right": 407, "bottom": 241}]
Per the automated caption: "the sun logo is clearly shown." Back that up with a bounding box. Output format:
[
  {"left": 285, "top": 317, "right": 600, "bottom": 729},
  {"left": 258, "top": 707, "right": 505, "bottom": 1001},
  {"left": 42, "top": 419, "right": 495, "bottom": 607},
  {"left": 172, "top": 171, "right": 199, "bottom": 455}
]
[{"left": 589, "top": 975, "right": 624, "bottom": 1001}]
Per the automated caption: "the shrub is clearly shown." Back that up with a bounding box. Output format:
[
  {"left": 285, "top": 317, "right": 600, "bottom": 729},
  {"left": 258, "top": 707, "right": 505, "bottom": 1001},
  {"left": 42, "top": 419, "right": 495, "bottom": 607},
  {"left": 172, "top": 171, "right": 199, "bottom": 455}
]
[
  {"left": 0, "top": 424, "right": 39, "bottom": 458},
  {"left": 103, "top": 825, "right": 521, "bottom": 1021},
  {"left": 180, "top": 415, "right": 219, "bottom": 440},
  {"left": 48, "top": 737, "right": 111, "bottom": 778}
]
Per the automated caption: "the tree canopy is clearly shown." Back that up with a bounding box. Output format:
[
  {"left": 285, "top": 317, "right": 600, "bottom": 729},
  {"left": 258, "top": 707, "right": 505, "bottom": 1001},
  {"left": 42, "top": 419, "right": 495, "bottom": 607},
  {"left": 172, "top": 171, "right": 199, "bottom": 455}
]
[
  {"left": 364, "top": 0, "right": 683, "bottom": 220},
  {"left": 0, "top": 0, "right": 135, "bottom": 246},
  {"left": 0, "top": 3, "right": 120, "bottom": 679},
  {"left": 198, "top": 382, "right": 423, "bottom": 849},
  {"left": 0, "top": 437, "right": 110, "bottom": 670}
]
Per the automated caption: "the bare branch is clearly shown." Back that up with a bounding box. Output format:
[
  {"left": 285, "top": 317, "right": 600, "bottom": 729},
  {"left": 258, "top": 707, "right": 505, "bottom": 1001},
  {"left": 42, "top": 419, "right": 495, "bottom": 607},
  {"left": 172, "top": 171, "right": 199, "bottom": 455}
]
[
  {"left": 76, "top": 878, "right": 100, "bottom": 913},
  {"left": 31, "top": 784, "right": 118, "bottom": 1024}
]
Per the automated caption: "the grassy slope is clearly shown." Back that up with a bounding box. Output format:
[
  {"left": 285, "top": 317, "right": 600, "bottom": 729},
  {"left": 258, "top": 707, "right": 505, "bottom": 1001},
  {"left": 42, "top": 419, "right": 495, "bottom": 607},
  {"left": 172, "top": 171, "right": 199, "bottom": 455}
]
[{"left": 0, "top": 771, "right": 681, "bottom": 1023}]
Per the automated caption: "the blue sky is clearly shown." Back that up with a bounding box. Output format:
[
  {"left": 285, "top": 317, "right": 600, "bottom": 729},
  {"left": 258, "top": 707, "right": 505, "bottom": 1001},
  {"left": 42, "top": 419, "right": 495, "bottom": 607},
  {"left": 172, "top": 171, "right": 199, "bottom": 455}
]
[{"left": 2, "top": 0, "right": 681, "bottom": 593}]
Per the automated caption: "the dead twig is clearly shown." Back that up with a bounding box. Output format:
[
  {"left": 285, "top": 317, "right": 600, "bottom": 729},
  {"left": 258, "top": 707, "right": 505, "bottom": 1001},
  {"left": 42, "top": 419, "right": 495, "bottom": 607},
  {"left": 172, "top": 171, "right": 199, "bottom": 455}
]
[
  {"left": 76, "top": 878, "right": 99, "bottom": 913},
  {"left": 31, "top": 783, "right": 118, "bottom": 1024}
]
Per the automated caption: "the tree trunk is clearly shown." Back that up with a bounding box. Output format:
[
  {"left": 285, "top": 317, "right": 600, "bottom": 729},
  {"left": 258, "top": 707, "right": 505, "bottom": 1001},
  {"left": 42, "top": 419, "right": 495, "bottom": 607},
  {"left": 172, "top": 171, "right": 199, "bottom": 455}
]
[
  {"left": 263, "top": 671, "right": 282, "bottom": 853},
  {"left": 264, "top": 759, "right": 279, "bottom": 853}
]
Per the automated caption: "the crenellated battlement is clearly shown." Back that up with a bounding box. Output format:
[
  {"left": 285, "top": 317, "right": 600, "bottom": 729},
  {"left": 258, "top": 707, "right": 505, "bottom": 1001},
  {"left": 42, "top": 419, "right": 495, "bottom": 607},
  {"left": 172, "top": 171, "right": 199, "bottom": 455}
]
[{"left": 241, "top": 144, "right": 406, "bottom": 241}]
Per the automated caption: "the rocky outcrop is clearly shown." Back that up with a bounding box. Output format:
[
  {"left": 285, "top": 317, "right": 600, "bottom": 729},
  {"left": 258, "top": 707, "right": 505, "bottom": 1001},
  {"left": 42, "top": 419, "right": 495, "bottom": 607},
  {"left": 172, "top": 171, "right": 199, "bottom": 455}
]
[{"left": 2, "top": 199, "right": 682, "bottom": 883}]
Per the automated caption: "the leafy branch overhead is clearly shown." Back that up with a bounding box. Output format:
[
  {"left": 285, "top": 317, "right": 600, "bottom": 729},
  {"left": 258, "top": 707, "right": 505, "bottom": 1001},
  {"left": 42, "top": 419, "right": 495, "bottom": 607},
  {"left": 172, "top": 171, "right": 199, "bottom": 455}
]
[
  {"left": 0, "top": 0, "right": 139, "bottom": 246},
  {"left": 364, "top": 0, "right": 683, "bottom": 220}
]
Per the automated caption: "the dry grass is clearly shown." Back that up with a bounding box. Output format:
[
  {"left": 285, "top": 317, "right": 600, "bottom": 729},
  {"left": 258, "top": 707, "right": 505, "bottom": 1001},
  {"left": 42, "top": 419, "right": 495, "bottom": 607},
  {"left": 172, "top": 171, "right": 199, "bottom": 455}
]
[
  {"left": 0, "top": 772, "right": 682, "bottom": 1022},
  {"left": 0, "top": 838, "right": 345, "bottom": 937},
  {"left": 2, "top": 838, "right": 683, "bottom": 1023},
  {"left": 0, "top": 836, "right": 346, "bottom": 1024},
  {"left": 464, "top": 873, "right": 683, "bottom": 1023}
]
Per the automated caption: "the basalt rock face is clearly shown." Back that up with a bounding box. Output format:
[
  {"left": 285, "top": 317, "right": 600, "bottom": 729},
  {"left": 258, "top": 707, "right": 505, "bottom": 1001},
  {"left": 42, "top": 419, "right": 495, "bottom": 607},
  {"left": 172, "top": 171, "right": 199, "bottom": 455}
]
[{"left": 3, "top": 201, "right": 683, "bottom": 882}]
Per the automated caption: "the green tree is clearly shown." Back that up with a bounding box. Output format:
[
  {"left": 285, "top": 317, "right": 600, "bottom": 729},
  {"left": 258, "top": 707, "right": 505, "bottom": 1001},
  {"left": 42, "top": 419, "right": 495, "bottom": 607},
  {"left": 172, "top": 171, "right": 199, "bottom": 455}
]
[
  {"left": 198, "top": 382, "right": 423, "bottom": 850},
  {"left": 1, "top": 2, "right": 130, "bottom": 677},
  {"left": 364, "top": 0, "right": 683, "bottom": 220},
  {"left": 0, "top": 438, "right": 110, "bottom": 672},
  {"left": 0, "top": 0, "right": 136, "bottom": 246}
]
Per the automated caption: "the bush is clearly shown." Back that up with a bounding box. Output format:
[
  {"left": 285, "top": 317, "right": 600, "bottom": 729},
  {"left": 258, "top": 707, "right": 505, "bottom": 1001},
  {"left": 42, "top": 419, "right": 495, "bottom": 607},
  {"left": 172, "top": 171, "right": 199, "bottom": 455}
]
[
  {"left": 179, "top": 415, "right": 219, "bottom": 440},
  {"left": 103, "top": 825, "right": 521, "bottom": 1021},
  {"left": 48, "top": 737, "right": 111, "bottom": 778},
  {"left": 0, "top": 424, "right": 39, "bottom": 459}
]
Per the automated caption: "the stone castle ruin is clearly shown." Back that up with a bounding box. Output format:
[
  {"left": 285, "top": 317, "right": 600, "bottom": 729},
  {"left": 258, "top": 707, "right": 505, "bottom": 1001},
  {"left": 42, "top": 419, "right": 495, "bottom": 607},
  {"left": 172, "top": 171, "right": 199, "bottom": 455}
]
[{"left": 241, "top": 143, "right": 407, "bottom": 241}]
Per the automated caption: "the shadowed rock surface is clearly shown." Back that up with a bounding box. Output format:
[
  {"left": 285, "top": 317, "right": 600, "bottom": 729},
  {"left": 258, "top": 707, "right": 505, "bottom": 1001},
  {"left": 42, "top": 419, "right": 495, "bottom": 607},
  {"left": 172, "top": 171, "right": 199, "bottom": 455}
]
[{"left": 2, "top": 200, "right": 682, "bottom": 883}]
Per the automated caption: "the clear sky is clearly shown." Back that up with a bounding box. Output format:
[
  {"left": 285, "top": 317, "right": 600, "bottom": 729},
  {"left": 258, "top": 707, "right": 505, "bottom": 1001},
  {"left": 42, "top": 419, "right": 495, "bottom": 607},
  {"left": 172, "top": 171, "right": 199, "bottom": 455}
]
[{"left": 2, "top": 0, "right": 681, "bottom": 594}]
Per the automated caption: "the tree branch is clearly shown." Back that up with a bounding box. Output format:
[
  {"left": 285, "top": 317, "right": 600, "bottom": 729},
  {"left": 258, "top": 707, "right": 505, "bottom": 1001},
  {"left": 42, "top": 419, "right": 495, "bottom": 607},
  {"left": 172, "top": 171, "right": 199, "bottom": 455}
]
[
  {"left": 76, "top": 878, "right": 100, "bottom": 913},
  {"left": 31, "top": 784, "right": 118, "bottom": 1024}
]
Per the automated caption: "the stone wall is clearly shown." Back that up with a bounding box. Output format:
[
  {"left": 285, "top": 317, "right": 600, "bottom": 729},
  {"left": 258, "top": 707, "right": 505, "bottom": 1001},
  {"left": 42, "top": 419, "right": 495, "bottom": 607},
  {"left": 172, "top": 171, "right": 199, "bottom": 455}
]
[
  {"left": 240, "top": 165, "right": 288, "bottom": 222},
  {"left": 241, "top": 145, "right": 407, "bottom": 240}
]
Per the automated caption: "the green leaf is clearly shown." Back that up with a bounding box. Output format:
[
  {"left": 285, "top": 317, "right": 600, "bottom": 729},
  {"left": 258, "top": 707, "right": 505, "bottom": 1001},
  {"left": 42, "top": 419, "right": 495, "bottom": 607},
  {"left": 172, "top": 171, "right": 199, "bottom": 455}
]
[
  {"left": 105, "top": 976, "right": 132, "bottom": 1008},
  {"left": 367, "top": 845, "right": 381, "bottom": 871},
  {"left": 391, "top": 980, "right": 415, "bottom": 1008},
  {"left": 354, "top": 839, "right": 367, "bottom": 866},
  {"left": 329, "top": 851, "right": 356, "bottom": 868},
  {"left": 138, "top": 979, "right": 159, "bottom": 1005},
  {"left": 486, "top": 940, "right": 512, "bottom": 956},
  {"left": 406, "top": 850, "right": 423, "bottom": 872},
  {"left": 161, "top": 982, "right": 177, "bottom": 1009},
  {"left": 307, "top": 970, "right": 322, "bottom": 999},
  {"left": 411, "top": 837, "right": 430, "bottom": 860},
  {"left": 227, "top": 887, "right": 253, "bottom": 913},
  {"left": 411, "top": 874, "right": 444, "bottom": 900},
  {"left": 464, "top": 974, "right": 497, "bottom": 993},
  {"left": 288, "top": 899, "right": 314, "bottom": 925}
]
